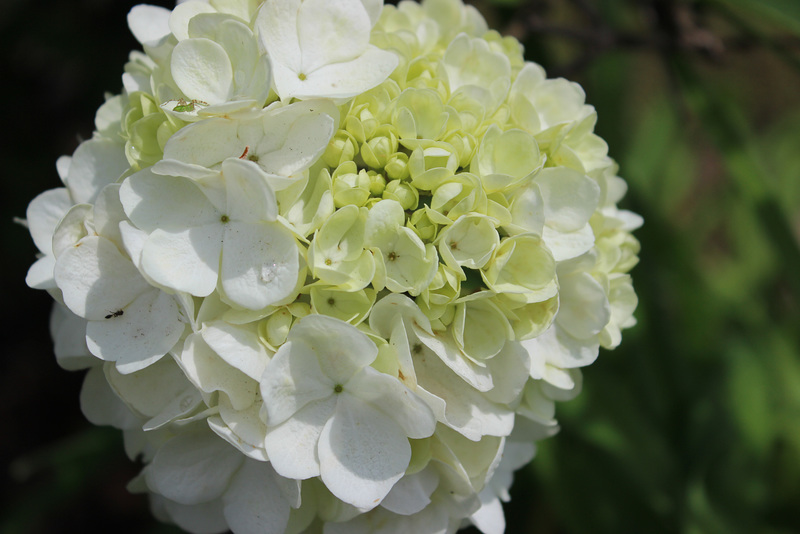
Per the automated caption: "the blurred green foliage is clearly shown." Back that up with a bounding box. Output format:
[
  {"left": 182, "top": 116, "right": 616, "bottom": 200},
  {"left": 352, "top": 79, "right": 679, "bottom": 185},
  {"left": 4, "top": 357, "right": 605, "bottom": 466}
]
[{"left": 2, "top": 0, "right": 799, "bottom": 532}]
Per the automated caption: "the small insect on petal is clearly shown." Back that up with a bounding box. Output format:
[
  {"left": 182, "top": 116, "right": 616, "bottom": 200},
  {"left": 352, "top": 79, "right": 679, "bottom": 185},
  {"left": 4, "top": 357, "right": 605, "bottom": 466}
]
[{"left": 173, "top": 98, "right": 195, "bottom": 112}]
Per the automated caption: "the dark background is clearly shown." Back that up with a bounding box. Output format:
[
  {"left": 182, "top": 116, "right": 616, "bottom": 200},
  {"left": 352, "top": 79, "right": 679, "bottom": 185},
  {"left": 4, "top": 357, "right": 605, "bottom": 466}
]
[{"left": 3, "top": 0, "right": 800, "bottom": 533}]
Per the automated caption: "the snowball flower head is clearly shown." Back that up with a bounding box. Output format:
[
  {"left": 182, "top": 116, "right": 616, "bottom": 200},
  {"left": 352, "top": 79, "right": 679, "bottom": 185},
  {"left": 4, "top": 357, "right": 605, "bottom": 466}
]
[{"left": 23, "top": 0, "right": 642, "bottom": 532}]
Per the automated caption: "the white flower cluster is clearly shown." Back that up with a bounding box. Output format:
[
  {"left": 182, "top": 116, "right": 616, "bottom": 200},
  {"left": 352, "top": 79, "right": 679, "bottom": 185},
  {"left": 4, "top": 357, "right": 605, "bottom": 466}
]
[{"left": 24, "top": 0, "right": 642, "bottom": 532}]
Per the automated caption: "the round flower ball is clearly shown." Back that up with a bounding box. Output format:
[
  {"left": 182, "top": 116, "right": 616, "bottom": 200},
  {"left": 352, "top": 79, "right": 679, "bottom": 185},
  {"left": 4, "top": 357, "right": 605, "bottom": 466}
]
[{"left": 23, "top": 0, "right": 642, "bottom": 532}]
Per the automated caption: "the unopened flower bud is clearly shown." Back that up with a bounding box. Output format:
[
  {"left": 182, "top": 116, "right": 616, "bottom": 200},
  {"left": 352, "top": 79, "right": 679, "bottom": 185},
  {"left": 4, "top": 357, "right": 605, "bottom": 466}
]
[
  {"left": 383, "top": 180, "right": 418, "bottom": 210},
  {"left": 332, "top": 162, "right": 371, "bottom": 207},
  {"left": 384, "top": 152, "right": 410, "bottom": 181},
  {"left": 322, "top": 129, "right": 358, "bottom": 168},
  {"left": 262, "top": 308, "right": 293, "bottom": 349}
]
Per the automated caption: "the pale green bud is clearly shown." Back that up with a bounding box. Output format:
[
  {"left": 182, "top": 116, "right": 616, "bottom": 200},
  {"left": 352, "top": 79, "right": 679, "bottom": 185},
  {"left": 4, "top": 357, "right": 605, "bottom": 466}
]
[
  {"left": 322, "top": 129, "right": 359, "bottom": 168},
  {"left": 383, "top": 180, "right": 418, "bottom": 211},
  {"left": 345, "top": 115, "right": 367, "bottom": 144},
  {"left": 352, "top": 78, "right": 400, "bottom": 125},
  {"left": 429, "top": 172, "right": 488, "bottom": 222},
  {"left": 409, "top": 208, "right": 438, "bottom": 241},
  {"left": 361, "top": 126, "right": 399, "bottom": 169},
  {"left": 405, "top": 56, "right": 448, "bottom": 95},
  {"left": 123, "top": 92, "right": 158, "bottom": 133},
  {"left": 384, "top": 152, "right": 410, "bottom": 181},
  {"left": 408, "top": 144, "right": 459, "bottom": 191},
  {"left": 332, "top": 162, "right": 371, "bottom": 207},
  {"left": 126, "top": 113, "right": 168, "bottom": 169},
  {"left": 261, "top": 308, "right": 293, "bottom": 349},
  {"left": 444, "top": 130, "right": 478, "bottom": 169},
  {"left": 287, "top": 301, "right": 311, "bottom": 318},
  {"left": 353, "top": 105, "right": 380, "bottom": 139}
]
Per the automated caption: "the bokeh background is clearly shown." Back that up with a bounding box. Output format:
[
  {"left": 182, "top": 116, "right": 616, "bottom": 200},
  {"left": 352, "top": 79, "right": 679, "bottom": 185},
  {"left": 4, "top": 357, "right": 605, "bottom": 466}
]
[{"left": 2, "top": 0, "right": 799, "bottom": 532}]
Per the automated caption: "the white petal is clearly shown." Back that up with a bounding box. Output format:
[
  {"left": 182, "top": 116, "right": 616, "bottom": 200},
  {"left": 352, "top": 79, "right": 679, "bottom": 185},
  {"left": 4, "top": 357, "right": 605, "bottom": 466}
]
[
  {"left": 118, "top": 221, "right": 147, "bottom": 268},
  {"left": 208, "top": 415, "right": 269, "bottom": 462},
  {"left": 297, "top": 0, "right": 370, "bottom": 73},
  {"left": 257, "top": 111, "right": 335, "bottom": 177},
  {"left": 120, "top": 169, "right": 221, "bottom": 233},
  {"left": 161, "top": 497, "right": 230, "bottom": 534},
  {"left": 347, "top": 367, "right": 436, "bottom": 439},
  {"left": 220, "top": 221, "right": 299, "bottom": 310},
  {"left": 161, "top": 117, "right": 241, "bottom": 171},
  {"left": 415, "top": 351, "right": 514, "bottom": 440},
  {"left": 80, "top": 366, "right": 139, "bottom": 429},
  {"left": 202, "top": 321, "right": 270, "bottom": 381},
  {"left": 368, "top": 293, "right": 432, "bottom": 339},
  {"left": 55, "top": 236, "right": 150, "bottom": 320},
  {"left": 26, "top": 255, "right": 57, "bottom": 290},
  {"left": 380, "top": 468, "right": 438, "bottom": 516},
  {"left": 522, "top": 324, "right": 599, "bottom": 371},
  {"left": 360, "top": 0, "right": 382, "bottom": 26},
  {"left": 222, "top": 158, "right": 278, "bottom": 222},
  {"left": 178, "top": 333, "right": 260, "bottom": 410},
  {"left": 536, "top": 167, "right": 600, "bottom": 233},
  {"left": 93, "top": 184, "right": 126, "bottom": 247},
  {"left": 56, "top": 155, "right": 71, "bottom": 182},
  {"left": 151, "top": 159, "right": 219, "bottom": 180},
  {"left": 289, "top": 314, "right": 378, "bottom": 385},
  {"left": 169, "top": 0, "right": 217, "bottom": 41},
  {"left": 255, "top": 0, "right": 302, "bottom": 69},
  {"left": 50, "top": 304, "right": 93, "bottom": 370},
  {"left": 172, "top": 38, "right": 234, "bottom": 105},
  {"left": 558, "top": 271, "right": 610, "bottom": 339},
  {"left": 26, "top": 187, "right": 71, "bottom": 255},
  {"left": 264, "top": 397, "right": 336, "bottom": 480},
  {"left": 87, "top": 289, "right": 184, "bottom": 374},
  {"left": 128, "top": 5, "right": 172, "bottom": 46},
  {"left": 324, "top": 504, "right": 451, "bottom": 534},
  {"left": 141, "top": 225, "right": 223, "bottom": 297},
  {"left": 484, "top": 341, "right": 531, "bottom": 405},
  {"left": 508, "top": 184, "right": 544, "bottom": 236},
  {"left": 282, "top": 46, "right": 398, "bottom": 100},
  {"left": 217, "top": 395, "right": 268, "bottom": 457},
  {"left": 223, "top": 460, "right": 292, "bottom": 534},
  {"left": 470, "top": 492, "right": 505, "bottom": 534},
  {"left": 50, "top": 203, "right": 91, "bottom": 259},
  {"left": 143, "top": 387, "right": 203, "bottom": 431},
  {"left": 146, "top": 428, "right": 244, "bottom": 505},
  {"left": 542, "top": 223, "right": 595, "bottom": 262},
  {"left": 66, "top": 139, "right": 128, "bottom": 204},
  {"left": 260, "top": 340, "right": 334, "bottom": 426},
  {"left": 415, "top": 327, "right": 493, "bottom": 392},
  {"left": 318, "top": 394, "right": 410, "bottom": 509},
  {"left": 103, "top": 353, "right": 194, "bottom": 419}
]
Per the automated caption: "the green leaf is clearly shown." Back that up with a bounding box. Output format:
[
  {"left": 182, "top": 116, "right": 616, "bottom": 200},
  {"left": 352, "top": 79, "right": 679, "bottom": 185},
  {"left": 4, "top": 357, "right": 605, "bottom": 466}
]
[{"left": 712, "top": 0, "right": 800, "bottom": 35}]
